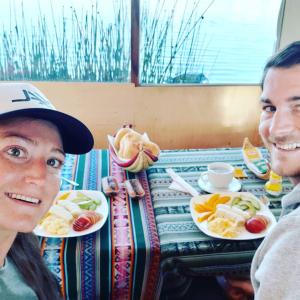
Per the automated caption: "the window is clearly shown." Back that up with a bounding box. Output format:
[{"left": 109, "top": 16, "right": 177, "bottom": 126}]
[
  {"left": 0, "top": 0, "right": 130, "bottom": 82},
  {"left": 0, "top": 0, "right": 282, "bottom": 84},
  {"left": 140, "top": 0, "right": 282, "bottom": 84}
]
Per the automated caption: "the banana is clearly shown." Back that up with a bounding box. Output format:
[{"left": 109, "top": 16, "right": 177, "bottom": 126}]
[
  {"left": 58, "top": 200, "right": 81, "bottom": 217},
  {"left": 218, "top": 204, "right": 250, "bottom": 219},
  {"left": 49, "top": 205, "right": 74, "bottom": 223},
  {"left": 230, "top": 205, "right": 251, "bottom": 219},
  {"left": 215, "top": 204, "right": 246, "bottom": 225}
]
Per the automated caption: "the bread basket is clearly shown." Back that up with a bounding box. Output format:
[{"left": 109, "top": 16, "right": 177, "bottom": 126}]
[{"left": 108, "top": 129, "right": 160, "bottom": 173}]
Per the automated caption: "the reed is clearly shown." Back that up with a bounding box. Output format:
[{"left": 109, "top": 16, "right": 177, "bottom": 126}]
[
  {"left": 141, "top": 0, "right": 213, "bottom": 84},
  {"left": 0, "top": 0, "right": 130, "bottom": 81},
  {"left": 0, "top": 0, "right": 212, "bottom": 83}
]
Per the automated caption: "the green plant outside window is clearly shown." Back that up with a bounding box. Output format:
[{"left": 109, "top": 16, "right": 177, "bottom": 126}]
[{"left": 0, "top": 0, "right": 130, "bottom": 82}]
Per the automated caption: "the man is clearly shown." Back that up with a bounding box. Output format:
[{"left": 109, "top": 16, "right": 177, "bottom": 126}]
[
  {"left": 223, "top": 41, "right": 300, "bottom": 300},
  {"left": 250, "top": 40, "right": 300, "bottom": 299}
]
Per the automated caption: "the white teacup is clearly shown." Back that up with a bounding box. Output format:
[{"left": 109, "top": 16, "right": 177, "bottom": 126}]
[{"left": 200, "top": 162, "right": 234, "bottom": 188}]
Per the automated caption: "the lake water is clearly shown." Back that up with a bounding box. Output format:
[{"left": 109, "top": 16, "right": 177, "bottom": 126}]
[
  {"left": 201, "top": 21, "right": 277, "bottom": 84},
  {"left": 140, "top": 0, "right": 281, "bottom": 84},
  {"left": 158, "top": 20, "right": 278, "bottom": 84}
]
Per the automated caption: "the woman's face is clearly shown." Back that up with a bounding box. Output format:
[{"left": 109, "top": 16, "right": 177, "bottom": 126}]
[{"left": 0, "top": 118, "right": 65, "bottom": 233}]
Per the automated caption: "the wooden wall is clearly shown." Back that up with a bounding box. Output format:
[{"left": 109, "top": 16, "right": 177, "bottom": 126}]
[{"left": 30, "top": 82, "right": 262, "bottom": 150}]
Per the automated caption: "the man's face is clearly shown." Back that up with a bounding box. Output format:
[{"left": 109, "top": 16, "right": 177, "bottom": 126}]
[
  {"left": 0, "top": 118, "right": 65, "bottom": 234},
  {"left": 259, "top": 65, "right": 300, "bottom": 180}
]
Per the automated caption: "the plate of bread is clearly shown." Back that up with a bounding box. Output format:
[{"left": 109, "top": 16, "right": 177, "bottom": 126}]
[
  {"left": 34, "top": 190, "right": 108, "bottom": 238},
  {"left": 190, "top": 192, "right": 276, "bottom": 240}
]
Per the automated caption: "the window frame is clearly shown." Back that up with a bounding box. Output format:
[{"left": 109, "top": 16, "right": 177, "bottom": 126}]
[{"left": 131, "top": 0, "right": 140, "bottom": 86}]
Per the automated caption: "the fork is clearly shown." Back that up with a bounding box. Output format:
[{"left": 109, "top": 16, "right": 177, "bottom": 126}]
[{"left": 61, "top": 176, "right": 79, "bottom": 186}]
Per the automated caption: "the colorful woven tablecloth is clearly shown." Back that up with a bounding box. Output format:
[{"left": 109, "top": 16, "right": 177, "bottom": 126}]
[
  {"left": 39, "top": 147, "right": 294, "bottom": 299},
  {"left": 39, "top": 150, "right": 160, "bottom": 300},
  {"left": 146, "top": 148, "right": 293, "bottom": 297}
]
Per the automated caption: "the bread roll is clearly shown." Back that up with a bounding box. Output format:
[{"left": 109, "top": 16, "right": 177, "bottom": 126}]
[
  {"left": 118, "top": 131, "right": 143, "bottom": 159},
  {"left": 114, "top": 127, "right": 133, "bottom": 150},
  {"left": 143, "top": 140, "right": 160, "bottom": 157}
]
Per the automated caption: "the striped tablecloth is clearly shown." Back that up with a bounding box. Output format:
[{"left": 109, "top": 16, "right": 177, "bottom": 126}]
[
  {"left": 146, "top": 148, "right": 293, "bottom": 298},
  {"left": 39, "top": 150, "right": 160, "bottom": 300},
  {"left": 39, "top": 147, "right": 293, "bottom": 299}
]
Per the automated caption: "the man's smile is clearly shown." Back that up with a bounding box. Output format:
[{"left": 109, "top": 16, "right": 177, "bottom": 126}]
[{"left": 272, "top": 142, "right": 300, "bottom": 151}]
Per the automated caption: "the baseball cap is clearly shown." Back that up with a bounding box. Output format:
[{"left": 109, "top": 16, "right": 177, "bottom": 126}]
[{"left": 0, "top": 82, "right": 94, "bottom": 154}]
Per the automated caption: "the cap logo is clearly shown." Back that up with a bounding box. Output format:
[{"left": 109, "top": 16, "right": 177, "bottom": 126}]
[{"left": 12, "top": 89, "right": 52, "bottom": 108}]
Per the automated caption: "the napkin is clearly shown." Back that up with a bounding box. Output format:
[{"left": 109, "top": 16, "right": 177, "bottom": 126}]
[
  {"left": 169, "top": 181, "right": 189, "bottom": 193},
  {"left": 166, "top": 168, "right": 199, "bottom": 196}
]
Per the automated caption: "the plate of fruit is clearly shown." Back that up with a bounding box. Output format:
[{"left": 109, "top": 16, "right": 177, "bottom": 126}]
[
  {"left": 190, "top": 192, "right": 276, "bottom": 240},
  {"left": 34, "top": 190, "right": 109, "bottom": 238}
]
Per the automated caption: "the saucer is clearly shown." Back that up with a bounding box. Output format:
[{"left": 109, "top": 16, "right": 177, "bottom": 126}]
[{"left": 197, "top": 177, "right": 241, "bottom": 193}]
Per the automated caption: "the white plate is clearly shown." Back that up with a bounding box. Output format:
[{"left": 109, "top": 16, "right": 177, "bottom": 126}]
[
  {"left": 190, "top": 192, "right": 277, "bottom": 240},
  {"left": 198, "top": 176, "right": 241, "bottom": 193},
  {"left": 34, "top": 190, "right": 109, "bottom": 238}
]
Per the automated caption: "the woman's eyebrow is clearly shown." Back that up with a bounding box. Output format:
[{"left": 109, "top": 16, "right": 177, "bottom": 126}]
[
  {"left": 54, "top": 148, "right": 66, "bottom": 157},
  {"left": 2, "top": 132, "right": 65, "bottom": 157},
  {"left": 2, "top": 132, "right": 35, "bottom": 143}
]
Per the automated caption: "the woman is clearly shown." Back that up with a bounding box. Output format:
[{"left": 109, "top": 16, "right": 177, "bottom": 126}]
[{"left": 0, "top": 83, "right": 94, "bottom": 299}]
